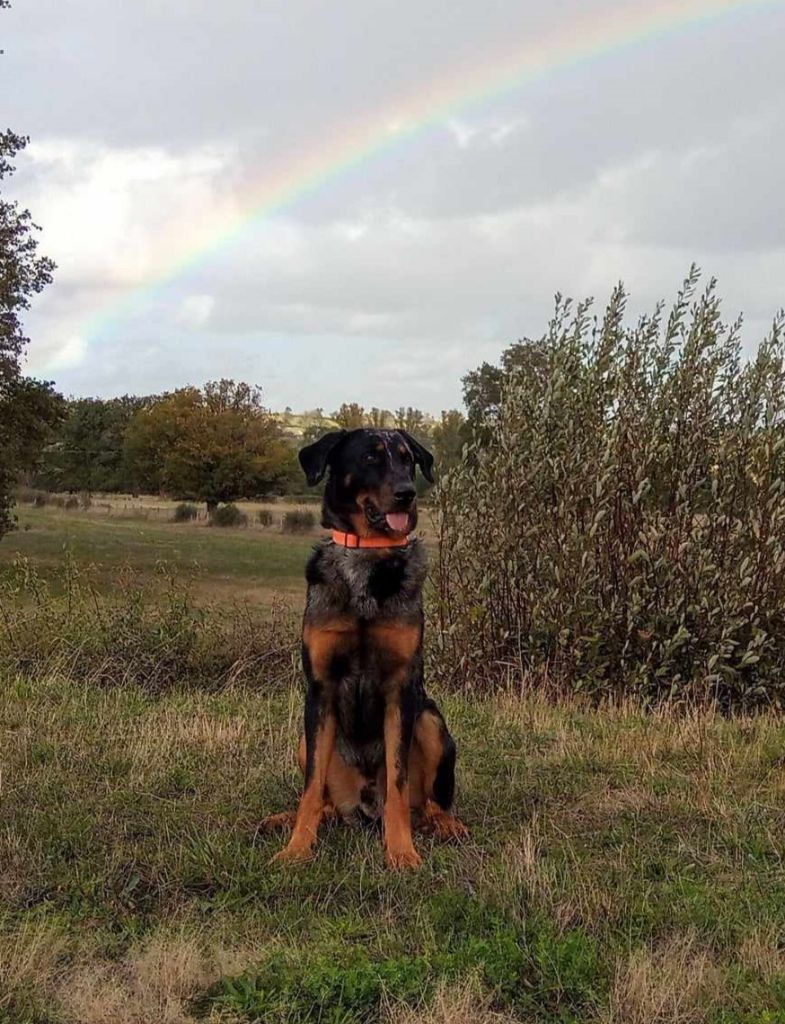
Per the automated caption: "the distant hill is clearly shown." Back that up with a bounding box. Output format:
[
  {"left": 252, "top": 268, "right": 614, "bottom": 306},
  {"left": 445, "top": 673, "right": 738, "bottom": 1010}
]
[{"left": 271, "top": 410, "right": 339, "bottom": 439}]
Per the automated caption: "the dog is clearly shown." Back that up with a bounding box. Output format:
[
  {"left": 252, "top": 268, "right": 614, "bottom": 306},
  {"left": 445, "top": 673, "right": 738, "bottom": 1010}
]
[{"left": 264, "top": 427, "right": 467, "bottom": 869}]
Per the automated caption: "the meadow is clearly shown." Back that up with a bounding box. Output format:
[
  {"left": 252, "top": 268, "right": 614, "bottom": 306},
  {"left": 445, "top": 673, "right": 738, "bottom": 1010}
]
[
  {"left": 2, "top": 501, "right": 785, "bottom": 1023},
  {"left": 0, "top": 504, "right": 316, "bottom": 606}
]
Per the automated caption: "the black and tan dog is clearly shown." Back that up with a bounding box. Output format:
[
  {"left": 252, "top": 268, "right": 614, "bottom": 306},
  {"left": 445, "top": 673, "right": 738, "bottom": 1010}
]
[{"left": 264, "top": 428, "right": 467, "bottom": 869}]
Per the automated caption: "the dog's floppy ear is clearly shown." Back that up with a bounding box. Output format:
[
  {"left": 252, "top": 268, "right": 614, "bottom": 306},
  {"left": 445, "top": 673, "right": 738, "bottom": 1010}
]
[
  {"left": 298, "top": 430, "right": 347, "bottom": 486},
  {"left": 400, "top": 431, "right": 435, "bottom": 484}
]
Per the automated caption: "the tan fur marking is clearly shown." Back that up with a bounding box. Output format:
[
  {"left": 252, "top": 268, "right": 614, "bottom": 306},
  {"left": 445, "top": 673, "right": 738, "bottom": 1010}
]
[
  {"left": 421, "top": 799, "right": 469, "bottom": 841},
  {"left": 326, "top": 749, "right": 367, "bottom": 817},
  {"left": 273, "top": 712, "right": 336, "bottom": 863},
  {"left": 303, "top": 619, "right": 356, "bottom": 680},
  {"left": 408, "top": 711, "right": 468, "bottom": 840},
  {"left": 383, "top": 702, "right": 421, "bottom": 870},
  {"left": 367, "top": 621, "right": 421, "bottom": 675}
]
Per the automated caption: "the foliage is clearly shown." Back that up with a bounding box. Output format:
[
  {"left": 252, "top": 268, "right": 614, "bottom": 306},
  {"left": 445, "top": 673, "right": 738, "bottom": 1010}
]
[
  {"left": 124, "top": 380, "right": 291, "bottom": 510},
  {"left": 332, "top": 402, "right": 368, "bottom": 429},
  {"left": 431, "top": 408, "right": 469, "bottom": 476},
  {"left": 282, "top": 508, "right": 316, "bottom": 533},
  {"left": 172, "top": 501, "right": 198, "bottom": 523},
  {"left": 209, "top": 503, "right": 247, "bottom": 528},
  {"left": 34, "top": 395, "right": 150, "bottom": 493},
  {"left": 0, "top": 118, "right": 64, "bottom": 539},
  {"left": 463, "top": 337, "right": 548, "bottom": 425},
  {"left": 433, "top": 270, "right": 785, "bottom": 707},
  {"left": 394, "top": 405, "right": 430, "bottom": 438}
]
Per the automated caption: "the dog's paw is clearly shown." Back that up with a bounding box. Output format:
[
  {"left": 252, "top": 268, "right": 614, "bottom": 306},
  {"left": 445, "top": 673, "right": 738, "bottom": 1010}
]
[
  {"left": 269, "top": 843, "right": 314, "bottom": 865},
  {"left": 259, "top": 811, "right": 297, "bottom": 833},
  {"left": 430, "top": 814, "right": 469, "bottom": 842},
  {"left": 385, "top": 846, "right": 422, "bottom": 871}
]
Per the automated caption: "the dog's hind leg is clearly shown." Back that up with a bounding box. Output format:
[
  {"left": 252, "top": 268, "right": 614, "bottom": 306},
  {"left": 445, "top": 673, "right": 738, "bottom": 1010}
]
[{"left": 410, "top": 704, "right": 468, "bottom": 841}]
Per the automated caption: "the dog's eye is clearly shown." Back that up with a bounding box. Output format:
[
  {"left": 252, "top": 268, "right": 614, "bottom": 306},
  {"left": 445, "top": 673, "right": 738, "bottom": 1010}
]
[{"left": 363, "top": 452, "right": 379, "bottom": 463}]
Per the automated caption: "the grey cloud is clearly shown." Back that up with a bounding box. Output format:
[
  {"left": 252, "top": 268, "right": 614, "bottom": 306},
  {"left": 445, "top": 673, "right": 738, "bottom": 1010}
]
[{"left": 7, "top": 0, "right": 785, "bottom": 411}]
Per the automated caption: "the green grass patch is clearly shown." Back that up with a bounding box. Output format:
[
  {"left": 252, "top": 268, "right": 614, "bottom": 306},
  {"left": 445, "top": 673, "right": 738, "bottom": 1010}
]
[{"left": 1, "top": 506, "right": 313, "bottom": 598}]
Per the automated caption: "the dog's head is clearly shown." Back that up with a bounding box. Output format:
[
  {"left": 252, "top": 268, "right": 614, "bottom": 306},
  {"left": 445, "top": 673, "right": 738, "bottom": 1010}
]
[{"left": 299, "top": 428, "right": 434, "bottom": 538}]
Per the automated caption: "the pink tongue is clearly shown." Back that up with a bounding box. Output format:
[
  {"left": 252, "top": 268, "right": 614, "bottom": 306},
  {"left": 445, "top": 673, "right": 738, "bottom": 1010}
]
[{"left": 385, "top": 512, "right": 410, "bottom": 534}]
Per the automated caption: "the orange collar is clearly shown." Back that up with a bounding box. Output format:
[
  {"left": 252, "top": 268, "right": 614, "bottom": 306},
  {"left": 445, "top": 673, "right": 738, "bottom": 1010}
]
[{"left": 331, "top": 529, "right": 410, "bottom": 549}]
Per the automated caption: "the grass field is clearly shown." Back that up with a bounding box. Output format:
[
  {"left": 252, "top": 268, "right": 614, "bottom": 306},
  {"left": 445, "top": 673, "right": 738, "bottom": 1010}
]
[
  {"left": 3, "top": 678, "right": 785, "bottom": 1023},
  {"left": 0, "top": 507, "right": 315, "bottom": 605},
  {"left": 2, "top": 503, "right": 785, "bottom": 1022}
]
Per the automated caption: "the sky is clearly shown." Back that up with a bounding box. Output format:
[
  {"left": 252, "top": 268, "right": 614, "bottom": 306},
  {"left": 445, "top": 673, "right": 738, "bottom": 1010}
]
[{"left": 4, "top": 0, "right": 785, "bottom": 414}]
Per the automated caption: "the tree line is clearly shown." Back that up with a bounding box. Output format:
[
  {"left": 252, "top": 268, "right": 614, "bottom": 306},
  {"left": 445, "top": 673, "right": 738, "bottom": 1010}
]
[{"left": 24, "top": 384, "right": 474, "bottom": 511}]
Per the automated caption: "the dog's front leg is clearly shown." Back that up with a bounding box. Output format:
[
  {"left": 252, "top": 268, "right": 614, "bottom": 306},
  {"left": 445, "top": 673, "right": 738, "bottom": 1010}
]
[
  {"left": 383, "top": 688, "right": 421, "bottom": 870},
  {"left": 273, "top": 681, "right": 335, "bottom": 863}
]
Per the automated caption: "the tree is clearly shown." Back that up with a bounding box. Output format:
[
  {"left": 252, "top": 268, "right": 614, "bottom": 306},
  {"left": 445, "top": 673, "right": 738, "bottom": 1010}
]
[
  {"left": 463, "top": 338, "right": 549, "bottom": 424},
  {"left": 124, "top": 380, "right": 291, "bottom": 510},
  {"left": 0, "top": 118, "right": 64, "bottom": 536},
  {"left": 332, "top": 403, "right": 366, "bottom": 429},
  {"left": 35, "top": 395, "right": 151, "bottom": 494},
  {"left": 393, "top": 406, "right": 432, "bottom": 442},
  {"left": 430, "top": 409, "right": 468, "bottom": 475},
  {"left": 367, "top": 407, "right": 392, "bottom": 428}
]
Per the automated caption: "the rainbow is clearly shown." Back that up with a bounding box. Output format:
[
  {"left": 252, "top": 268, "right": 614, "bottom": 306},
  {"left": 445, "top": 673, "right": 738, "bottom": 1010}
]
[{"left": 85, "top": 0, "right": 780, "bottom": 342}]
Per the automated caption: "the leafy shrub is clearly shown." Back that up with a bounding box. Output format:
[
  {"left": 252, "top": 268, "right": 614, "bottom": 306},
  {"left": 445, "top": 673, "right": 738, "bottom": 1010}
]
[
  {"left": 14, "top": 487, "right": 44, "bottom": 505},
  {"left": 432, "top": 269, "right": 785, "bottom": 708},
  {"left": 257, "top": 509, "right": 274, "bottom": 527},
  {"left": 0, "top": 557, "right": 299, "bottom": 690},
  {"left": 259, "top": 494, "right": 278, "bottom": 504},
  {"left": 282, "top": 509, "right": 316, "bottom": 533},
  {"left": 209, "top": 504, "right": 247, "bottom": 528},
  {"left": 172, "top": 501, "right": 198, "bottom": 523}
]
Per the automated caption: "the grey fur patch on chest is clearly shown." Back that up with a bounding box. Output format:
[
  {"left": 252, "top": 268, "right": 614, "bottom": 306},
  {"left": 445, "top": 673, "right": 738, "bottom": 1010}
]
[{"left": 306, "top": 538, "right": 427, "bottom": 623}]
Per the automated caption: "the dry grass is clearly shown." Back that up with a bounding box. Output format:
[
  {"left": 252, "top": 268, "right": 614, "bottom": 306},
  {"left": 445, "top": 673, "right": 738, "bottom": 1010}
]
[
  {"left": 384, "top": 980, "right": 525, "bottom": 1023},
  {"left": 56, "top": 934, "right": 244, "bottom": 1024},
  {"left": 0, "top": 919, "right": 68, "bottom": 1013},
  {"left": 605, "top": 934, "right": 724, "bottom": 1024}
]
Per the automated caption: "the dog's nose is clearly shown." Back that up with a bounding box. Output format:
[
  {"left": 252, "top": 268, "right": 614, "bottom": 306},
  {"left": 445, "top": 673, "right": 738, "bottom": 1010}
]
[{"left": 394, "top": 485, "right": 416, "bottom": 506}]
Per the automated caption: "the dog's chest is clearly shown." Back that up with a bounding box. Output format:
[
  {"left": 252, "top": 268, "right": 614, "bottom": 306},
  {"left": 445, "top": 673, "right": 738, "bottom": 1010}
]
[
  {"left": 304, "top": 541, "right": 427, "bottom": 767},
  {"left": 306, "top": 540, "right": 427, "bottom": 622}
]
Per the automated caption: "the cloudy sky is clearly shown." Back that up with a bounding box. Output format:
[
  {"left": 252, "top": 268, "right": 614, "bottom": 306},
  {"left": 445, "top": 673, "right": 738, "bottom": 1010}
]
[{"left": 4, "top": 0, "right": 785, "bottom": 413}]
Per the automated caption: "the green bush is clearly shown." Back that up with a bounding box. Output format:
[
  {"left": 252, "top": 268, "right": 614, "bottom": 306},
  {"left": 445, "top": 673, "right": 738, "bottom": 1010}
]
[
  {"left": 172, "top": 501, "right": 198, "bottom": 523},
  {"left": 282, "top": 509, "right": 316, "bottom": 533},
  {"left": 209, "top": 504, "right": 247, "bottom": 528},
  {"left": 257, "top": 509, "right": 274, "bottom": 527},
  {"left": 432, "top": 269, "right": 785, "bottom": 708}
]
